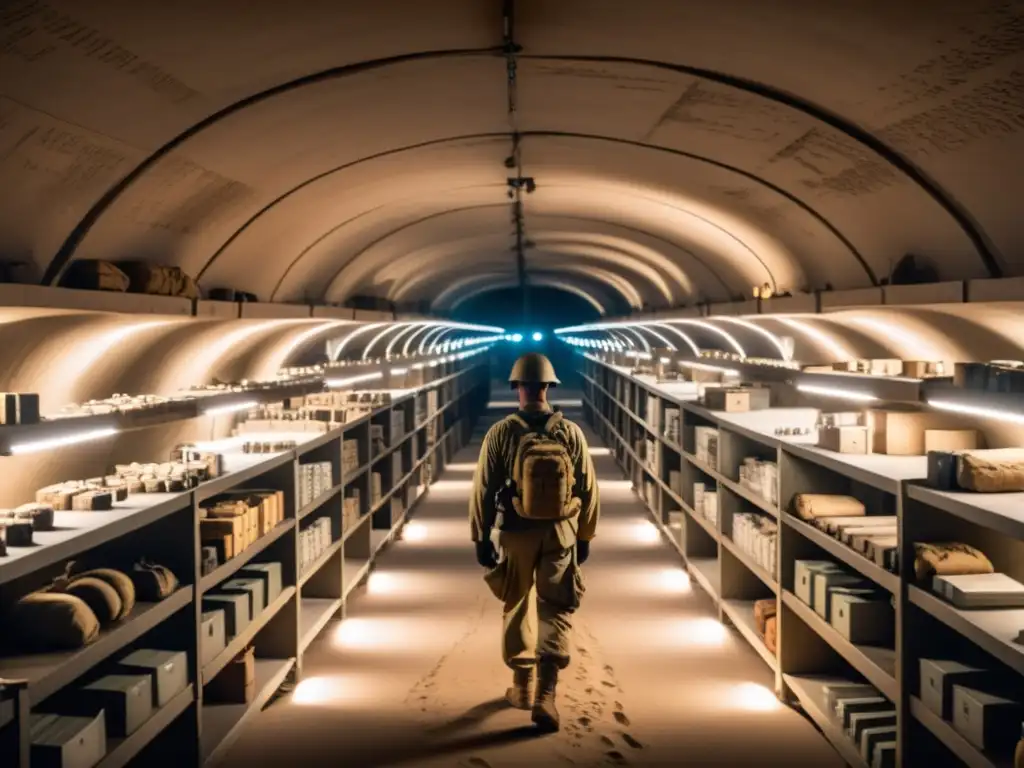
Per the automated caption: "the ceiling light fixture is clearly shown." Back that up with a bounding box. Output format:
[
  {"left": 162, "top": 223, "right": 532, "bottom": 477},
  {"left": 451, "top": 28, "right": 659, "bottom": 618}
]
[{"left": 797, "top": 383, "right": 878, "bottom": 402}]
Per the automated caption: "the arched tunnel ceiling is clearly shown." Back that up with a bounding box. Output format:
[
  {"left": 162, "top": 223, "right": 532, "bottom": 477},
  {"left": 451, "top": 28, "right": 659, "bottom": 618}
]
[{"left": 1, "top": 0, "right": 1021, "bottom": 315}]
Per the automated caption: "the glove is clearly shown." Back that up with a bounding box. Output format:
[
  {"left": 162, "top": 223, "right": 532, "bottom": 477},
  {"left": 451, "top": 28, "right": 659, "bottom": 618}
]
[
  {"left": 577, "top": 539, "right": 591, "bottom": 565},
  {"left": 475, "top": 539, "right": 498, "bottom": 569}
]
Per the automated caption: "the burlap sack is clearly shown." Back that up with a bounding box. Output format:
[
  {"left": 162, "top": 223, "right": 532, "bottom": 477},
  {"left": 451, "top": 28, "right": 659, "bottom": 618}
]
[
  {"left": 793, "top": 494, "right": 865, "bottom": 521},
  {"left": 74, "top": 568, "right": 136, "bottom": 619},
  {"left": 9, "top": 592, "right": 100, "bottom": 650},
  {"left": 913, "top": 542, "right": 993, "bottom": 583},
  {"left": 131, "top": 560, "right": 179, "bottom": 601},
  {"left": 64, "top": 577, "right": 123, "bottom": 625},
  {"left": 957, "top": 449, "right": 1024, "bottom": 493}
]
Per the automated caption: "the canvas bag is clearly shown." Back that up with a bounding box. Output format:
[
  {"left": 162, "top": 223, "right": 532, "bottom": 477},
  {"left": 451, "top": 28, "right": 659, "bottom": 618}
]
[{"left": 506, "top": 411, "right": 581, "bottom": 521}]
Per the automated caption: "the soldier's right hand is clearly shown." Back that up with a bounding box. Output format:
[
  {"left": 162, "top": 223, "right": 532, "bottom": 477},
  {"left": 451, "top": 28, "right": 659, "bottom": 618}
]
[{"left": 475, "top": 539, "right": 498, "bottom": 569}]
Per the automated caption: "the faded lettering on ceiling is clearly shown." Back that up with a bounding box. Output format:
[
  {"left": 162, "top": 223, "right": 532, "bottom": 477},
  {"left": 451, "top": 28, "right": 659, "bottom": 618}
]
[
  {"left": 653, "top": 81, "right": 804, "bottom": 143},
  {"left": 123, "top": 156, "right": 255, "bottom": 236},
  {"left": 873, "top": 2, "right": 1024, "bottom": 112},
  {"left": 770, "top": 129, "right": 901, "bottom": 197},
  {"left": 878, "top": 70, "right": 1024, "bottom": 156},
  {"left": 0, "top": 0, "right": 198, "bottom": 104},
  {"left": 0, "top": 97, "right": 133, "bottom": 214}
]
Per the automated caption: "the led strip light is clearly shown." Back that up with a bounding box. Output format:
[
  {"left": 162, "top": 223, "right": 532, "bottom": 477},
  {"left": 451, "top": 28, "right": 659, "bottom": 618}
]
[{"left": 797, "top": 383, "right": 878, "bottom": 403}]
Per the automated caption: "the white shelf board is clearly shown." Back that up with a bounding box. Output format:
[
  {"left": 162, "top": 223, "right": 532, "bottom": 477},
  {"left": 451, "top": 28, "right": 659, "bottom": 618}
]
[
  {"left": 721, "top": 598, "right": 777, "bottom": 672},
  {"left": 720, "top": 536, "right": 777, "bottom": 594},
  {"left": 784, "top": 674, "right": 870, "bottom": 768},
  {"left": 908, "top": 484, "right": 1024, "bottom": 540},
  {"left": 782, "top": 590, "right": 898, "bottom": 701},
  {"left": 0, "top": 492, "right": 191, "bottom": 586},
  {"left": 910, "top": 696, "right": 1012, "bottom": 768},
  {"left": 719, "top": 474, "right": 780, "bottom": 518},
  {"left": 688, "top": 557, "right": 721, "bottom": 602},
  {"left": 201, "top": 657, "right": 296, "bottom": 765},
  {"left": 0, "top": 587, "right": 193, "bottom": 705},
  {"left": 908, "top": 585, "right": 1024, "bottom": 676},
  {"left": 782, "top": 442, "right": 927, "bottom": 495},
  {"left": 783, "top": 515, "right": 899, "bottom": 594},
  {"left": 343, "top": 558, "right": 371, "bottom": 599},
  {"left": 299, "top": 597, "right": 342, "bottom": 652},
  {"left": 97, "top": 684, "right": 194, "bottom": 768}
]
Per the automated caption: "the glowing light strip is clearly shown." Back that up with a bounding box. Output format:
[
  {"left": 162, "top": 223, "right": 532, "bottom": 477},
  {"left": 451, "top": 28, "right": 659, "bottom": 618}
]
[
  {"left": 631, "top": 324, "right": 677, "bottom": 352},
  {"left": 362, "top": 323, "right": 408, "bottom": 361},
  {"left": 774, "top": 317, "right": 852, "bottom": 362},
  {"left": 325, "top": 371, "right": 384, "bottom": 389},
  {"left": 390, "top": 367, "right": 408, "bottom": 375},
  {"left": 428, "top": 328, "right": 461, "bottom": 353},
  {"left": 10, "top": 427, "right": 119, "bottom": 455},
  {"left": 204, "top": 400, "right": 258, "bottom": 416},
  {"left": 928, "top": 399, "right": 1024, "bottom": 426},
  {"left": 618, "top": 327, "right": 651, "bottom": 353},
  {"left": 332, "top": 323, "right": 386, "bottom": 361},
  {"left": 419, "top": 325, "right": 452, "bottom": 354},
  {"left": 403, "top": 324, "right": 439, "bottom": 356},
  {"left": 713, "top": 316, "right": 790, "bottom": 361},
  {"left": 671, "top": 319, "right": 746, "bottom": 358},
  {"left": 797, "top": 384, "right": 878, "bottom": 402},
  {"left": 386, "top": 322, "right": 432, "bottom": 358},
  {"left": 648, "top": 322, "right": 700, "bottom": 356}
]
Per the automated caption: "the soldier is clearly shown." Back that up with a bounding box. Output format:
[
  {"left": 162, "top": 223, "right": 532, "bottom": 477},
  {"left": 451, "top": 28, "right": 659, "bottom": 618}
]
[{"left": 469, "top": 352, "right": 600, "bottom": 732}]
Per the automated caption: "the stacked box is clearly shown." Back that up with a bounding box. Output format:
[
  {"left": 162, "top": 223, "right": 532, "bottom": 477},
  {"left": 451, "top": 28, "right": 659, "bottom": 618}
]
[
  {"left": 738, "top": 458, "right": 778, "bottom": 507},
  {"left": 342, "top": 439, "right": 360, "bottom": 474},
  {"left": 663, "top": 408, "right": 681, "bottom": 445},
  {"left": 370, "top": 425, "right": 386, "bottom": 457},
  {"left": 343, "top": 490, "right": 361, "bottom": 532},
  {"left": 695, "top": 426, "right": 719, "bottom": 469},
  {"left": 732, "top": 512, "right": 778, "bottom": 574},
  {"left": 645, "top": 396, "right": 660, "bottom": 434},
  {"left": 370, "top": 473, "right": 383, "bottom": 506},
  {"left": 298, "top": 461, "right": 333, "bottom": 508},
  {"left": 299, "top": 518, "right": 333, "bottom": 574}
]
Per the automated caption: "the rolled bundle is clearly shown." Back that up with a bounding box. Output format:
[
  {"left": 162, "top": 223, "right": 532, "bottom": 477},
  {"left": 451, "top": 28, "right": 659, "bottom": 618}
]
[
  {"left": 914, "top": 542, "right": 993, "bottom": 583},
  {"left": 792, "top": 494, "right": 865, "bottom": 521},
  {"left": 958, "top": 449, "right": 1024, "bottom": 493}
]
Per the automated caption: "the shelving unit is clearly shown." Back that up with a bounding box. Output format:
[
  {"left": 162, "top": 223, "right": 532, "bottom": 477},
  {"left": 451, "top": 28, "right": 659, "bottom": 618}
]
[
  {"left": 581, "top": 353, "right": 1024, "bottom": 768},
  {"left": 0, "top": 359, "right": 490, "bottom": 768}
]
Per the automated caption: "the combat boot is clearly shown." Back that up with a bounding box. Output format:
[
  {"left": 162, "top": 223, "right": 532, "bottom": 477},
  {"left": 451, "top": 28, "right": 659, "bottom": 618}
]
[
  {"left": 505, "top": 666, "right": 534, "bottom": 709},
  {"left": 531, "top": 658, "right": 560, "bottom": 732}
]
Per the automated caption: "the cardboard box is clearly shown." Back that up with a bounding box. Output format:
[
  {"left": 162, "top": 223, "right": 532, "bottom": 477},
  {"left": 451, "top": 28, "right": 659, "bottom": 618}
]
[
  {"left": 868, "top": 410, "right": 950, "bottom": 456},
  {"left": 819, "top": 426, "right": 869, "bottom": 454},
  {"left": 239, "top": 562, "right": 283, "bottom": 605},
  {"left": 924, "top": 429, "right": 979, "bottom": 453},
  {"left": 704, "top": 388, "right": 770, "bottom": 412},
  {"left": 794, "top": 560, "right": 842, "bottom": 607},
  {"left": 116, "top": 649, "right": 188, "bottom": 708},
  {"left": 74, "top": 675, "right": 153, "bottom": 737},
  {"left": 813, "top": 571, "right": 867, "bottom": 618},
  {"left": 200, "top": 611, "right": 226, "bottom": 669},
  {"left": 952, "top": 686, "right": 1023, "bottom": 752},
  {"left": 30, "top": 712, "right": 107, "bottom": 768},
  {"left": 219, "top": 578, "right": 266, "bottom": 618},
  {"left": 200, "top": 517, "right": 244, "bottom": 561},
  {"left": 830, "top": 594, "right": 893, "bottom": 644},
  {"left": 920, "top": 659, "right": 993, "bottom": 720},
  {"left": 202, "top": 593, "right": 250, "bottom": 637},
  {"left": 205, "top": 647, "right": 255, "bottom": 705}
]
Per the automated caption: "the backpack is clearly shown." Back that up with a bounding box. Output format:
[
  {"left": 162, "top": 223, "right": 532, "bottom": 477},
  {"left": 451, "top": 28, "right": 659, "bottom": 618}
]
[{"left": 506, "top": 411, "right": 581, "bottom": 521}]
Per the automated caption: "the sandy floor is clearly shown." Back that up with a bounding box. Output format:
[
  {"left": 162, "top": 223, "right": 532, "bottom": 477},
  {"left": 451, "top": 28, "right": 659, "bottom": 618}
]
[{"left": 219, "top": 399, "right": 844, "bottom": 768}]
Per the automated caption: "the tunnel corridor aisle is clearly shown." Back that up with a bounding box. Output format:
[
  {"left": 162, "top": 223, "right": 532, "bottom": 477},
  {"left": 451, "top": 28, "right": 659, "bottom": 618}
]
[{"left": 219, "top": 396, "right": 843, "bottom": 768}]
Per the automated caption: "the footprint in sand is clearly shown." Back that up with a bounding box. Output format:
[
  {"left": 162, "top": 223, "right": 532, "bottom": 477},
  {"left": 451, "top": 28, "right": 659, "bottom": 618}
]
[
  {"left": 613, "top": 711, "right": 631, "bottom": 727},
  {"left": 600, "top": 735, "right": 615, "bottom": 747},
  {"left": 601, "top": 681, "right": 616, "bottom": 688},
  {"left": 621, "top": 734, "right": 643, "bottom": 750},
  {"left": 614, "top": 701, "right": 624, "bottom": 711},
  {"left": 578, "top": 716, "right": 592, "bottom": 729},
  {"left": 466, "top": 759, "right": 492, "bottom": 768},
  {"left": 605, "top": 751, "right": 628, "bottom": 764}
]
